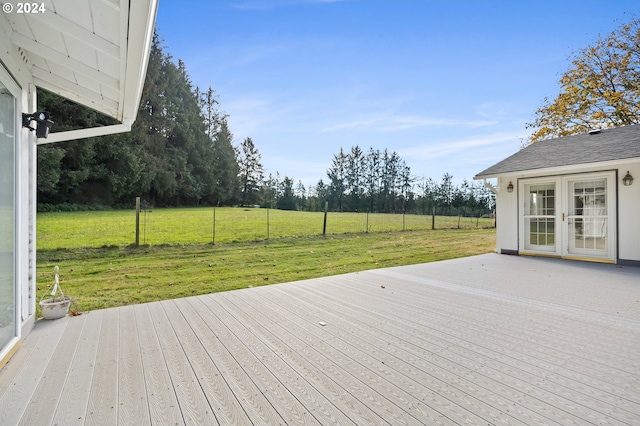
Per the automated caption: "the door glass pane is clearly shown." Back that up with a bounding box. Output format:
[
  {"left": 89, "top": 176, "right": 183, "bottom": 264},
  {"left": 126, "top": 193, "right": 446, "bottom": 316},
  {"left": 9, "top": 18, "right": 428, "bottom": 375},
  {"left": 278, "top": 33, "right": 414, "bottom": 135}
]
[
  {"left": 569, "top": 179, "right": 608, "bottom": 255},
  {"left": 524, "top": 183, "right": 556, "bottom": 251},
  {"left": 0, "top": 81, "right": 15, "bottom": 350},
  {"left": 528, "top": 184, "right": 555, "bottom": 216}
]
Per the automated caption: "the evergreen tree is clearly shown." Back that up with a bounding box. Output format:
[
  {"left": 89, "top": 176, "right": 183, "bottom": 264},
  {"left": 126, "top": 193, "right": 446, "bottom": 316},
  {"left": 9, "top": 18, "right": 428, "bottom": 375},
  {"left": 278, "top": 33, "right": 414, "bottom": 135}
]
[
  {"left": 346, "top": 145, "right": 364, "bottom": 211},
  {"left": 260, "top": 173, "right": 280, "bottom": 208},
  {"left": 363, "top": 148, "right": 381, "bottom": 212},
  {"left": 238, "top": 137, "right": 264, "bottom": 206},
  {"left": 438, "top": 173, "right": 454, "bottom": 215},
  {"left": 277, "top": 176, "right": 297, "bottom": 210},
  {"left": 209, "top": 118, "right": 239, "bottom": 205},
  {"left": 295, "top": 180, "right": 307, "bottom": 210},
  {"left": 327, "top": 148, "right": 347, "bottom": 212}
]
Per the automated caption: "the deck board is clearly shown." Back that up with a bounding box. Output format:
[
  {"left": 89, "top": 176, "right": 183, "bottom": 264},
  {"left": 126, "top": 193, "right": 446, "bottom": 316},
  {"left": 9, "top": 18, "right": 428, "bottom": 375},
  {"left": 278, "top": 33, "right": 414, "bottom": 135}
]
[
  {"left": 220, "top": 290, "right": 389, "bottom": 425},
  {"left": 0, "top": 254, "right": 638, "bottom": 425},
  {"left": 225, "top": 290, "right": 393, "bottom": 425},
  {"left": 189, "top": 296, "right": 311, "bottom": 424},
  {"left": 0, "top": 315, "right": 69, "bottom": 425},
  {"left": 174, "top": 297, "right": 285, "bottom": 425},
  {"left": 52, "top": 311, "right": 103, "bottom": 425},
  {"left": 147, "top": 301, "right": 218, "bottom": 425},
  {"left": 160, "top": 299, "right": 253, "bottom": 426},
  {"left": 117, "top": 305, "right": 150, "bottom": 426},
  {"left": 256, "top": 284, "right": 505, "bottom": 425},
  {"left": 85, "top": 308, "right": 119, "bottom": 426},
  {"left": 0, "top": 319, "right": 53, "bottom": 392},
  {"left": 19, "top": 313, "right": 86, "bottom": 425},
  {"left": 134, "top": 303, "right": 184, "bottom": 425}
]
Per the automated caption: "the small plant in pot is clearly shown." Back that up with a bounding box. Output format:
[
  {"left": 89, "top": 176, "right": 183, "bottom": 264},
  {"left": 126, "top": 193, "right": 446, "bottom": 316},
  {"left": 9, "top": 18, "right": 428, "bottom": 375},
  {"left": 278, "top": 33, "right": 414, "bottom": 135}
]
[{"left": 39, "top": 266, "right": 72, "bottom": 320}]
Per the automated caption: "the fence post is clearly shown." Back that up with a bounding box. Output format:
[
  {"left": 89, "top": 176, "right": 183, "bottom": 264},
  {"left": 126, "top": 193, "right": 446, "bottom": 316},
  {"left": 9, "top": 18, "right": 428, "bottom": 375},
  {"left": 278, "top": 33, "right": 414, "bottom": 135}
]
[
  {"left": 366, "top": 211, "right": 369, "bottom": 233},
  {"left": 212, "top": 206, "right": 216, "bottom": 245},
  {"left": 135, "top": 197, "right": 140, "bottom": 247},
  {"left": 431, "top": 206, "right": 435, "bottom": 230},
  {"left": 457, "top": 211, "right": 461, "bottom": 229},
  {"left": 322, "top": 201, "right": 328, "bottom": 235},
  {"left": 402, "top": 213, "right": 406, "bottom": 231}
]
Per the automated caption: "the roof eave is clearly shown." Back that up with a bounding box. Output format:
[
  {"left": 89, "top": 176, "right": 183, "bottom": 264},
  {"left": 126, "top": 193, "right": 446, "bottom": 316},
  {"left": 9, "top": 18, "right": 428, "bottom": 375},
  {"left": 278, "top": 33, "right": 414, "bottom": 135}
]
[
  {"left": 2, "top": 0, "right": 158, "bottom": 140},
  {"left": 120, "top": 0, "right": 158, "bottom": 127},
  {"left": 474, "top": 156, "right": 640, "bottom": 180}
]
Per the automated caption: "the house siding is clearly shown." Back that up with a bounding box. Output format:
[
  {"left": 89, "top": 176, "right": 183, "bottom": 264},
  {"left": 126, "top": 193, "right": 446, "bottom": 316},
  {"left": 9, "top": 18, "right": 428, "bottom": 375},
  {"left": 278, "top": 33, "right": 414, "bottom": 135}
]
[
  {"left": 618, "top": 161, "right": 640, "bottom": 263},
  {"left": 496, "top": 177, "right": 518, "bottom": 253}
]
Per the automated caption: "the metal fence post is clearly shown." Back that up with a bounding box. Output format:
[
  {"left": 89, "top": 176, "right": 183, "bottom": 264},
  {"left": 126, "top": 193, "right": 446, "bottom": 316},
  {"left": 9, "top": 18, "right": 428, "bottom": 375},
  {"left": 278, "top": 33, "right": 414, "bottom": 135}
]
[
  {"left": 135, "top": 197, "right": 140, "bottom": 247},
  {"left": 323, "top": 201, "right": 328, "bottom": 235},
  {"left": 212, "top": 206, "right": 216, "bottom": 245},
  {"left": 366, "top": 211, "right": 369, "bottom": 233},
  {"left": 431, "top": 206, "right": 435, "bottom": 230}
]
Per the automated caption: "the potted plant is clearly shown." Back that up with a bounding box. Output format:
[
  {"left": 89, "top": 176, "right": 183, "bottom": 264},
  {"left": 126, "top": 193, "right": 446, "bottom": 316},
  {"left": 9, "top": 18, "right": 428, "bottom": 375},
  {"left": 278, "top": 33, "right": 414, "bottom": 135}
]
[{"left": 39, "top": 266, "right": 72, "bottom": 320}]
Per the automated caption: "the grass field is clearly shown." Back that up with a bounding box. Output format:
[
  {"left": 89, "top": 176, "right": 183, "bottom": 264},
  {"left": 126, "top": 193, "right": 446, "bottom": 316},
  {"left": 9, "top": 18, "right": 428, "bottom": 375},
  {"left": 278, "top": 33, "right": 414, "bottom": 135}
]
[
  {"left": 36, "top": 206, "right": 494, "bottom": 250},
  {"left": 36, "top": 228, "right": 496, "bottom": 313}
]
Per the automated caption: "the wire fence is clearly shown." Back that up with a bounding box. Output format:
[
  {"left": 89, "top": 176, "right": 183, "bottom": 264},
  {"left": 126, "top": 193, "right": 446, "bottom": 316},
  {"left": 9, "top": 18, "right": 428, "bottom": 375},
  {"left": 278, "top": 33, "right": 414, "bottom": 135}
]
[{"left": 36, "top": 206, "right": 495, "bottom": 250}]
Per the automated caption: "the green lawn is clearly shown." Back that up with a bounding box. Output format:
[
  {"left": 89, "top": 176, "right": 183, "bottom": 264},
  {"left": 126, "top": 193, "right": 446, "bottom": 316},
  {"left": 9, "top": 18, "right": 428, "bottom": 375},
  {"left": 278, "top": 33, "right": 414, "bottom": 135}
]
[
  {"left": 36, "top": 228, "right": 496, "bottom": 313},
  {"left": 37, "top": 207, "right": 494, "bottom": 250}
]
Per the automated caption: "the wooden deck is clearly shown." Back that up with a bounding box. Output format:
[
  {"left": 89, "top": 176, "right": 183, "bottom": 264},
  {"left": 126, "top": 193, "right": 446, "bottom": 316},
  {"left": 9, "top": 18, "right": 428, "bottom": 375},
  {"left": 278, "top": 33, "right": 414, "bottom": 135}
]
[{"left": 1, "top": 253, "right": 639, "bottom": 425}]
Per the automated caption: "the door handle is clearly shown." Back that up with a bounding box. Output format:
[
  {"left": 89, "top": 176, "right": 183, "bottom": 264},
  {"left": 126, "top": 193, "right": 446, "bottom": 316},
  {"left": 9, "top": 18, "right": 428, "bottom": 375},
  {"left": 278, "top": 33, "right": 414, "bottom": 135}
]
[{"left": 562, "top": 213, "right": 565, "bottom": 222}]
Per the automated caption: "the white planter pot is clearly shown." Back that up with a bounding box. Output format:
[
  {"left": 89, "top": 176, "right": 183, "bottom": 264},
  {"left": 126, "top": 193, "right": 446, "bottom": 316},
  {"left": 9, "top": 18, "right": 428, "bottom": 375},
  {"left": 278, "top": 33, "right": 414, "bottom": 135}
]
[{"left": 39, "top": 296, "right": 72, "bottom": 320}]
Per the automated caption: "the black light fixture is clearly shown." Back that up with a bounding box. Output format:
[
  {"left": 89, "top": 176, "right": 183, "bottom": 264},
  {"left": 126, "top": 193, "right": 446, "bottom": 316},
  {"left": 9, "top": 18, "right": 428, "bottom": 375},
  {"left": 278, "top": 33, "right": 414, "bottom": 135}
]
[
  {"left": 506, "top": 181, "right": 514, "bottom": 193},
  {"left": 622, "top": 171, "right": 634, "bottom": 186},
  {"left": 22, "top": 112, "right": 54, "bottom": 138}
]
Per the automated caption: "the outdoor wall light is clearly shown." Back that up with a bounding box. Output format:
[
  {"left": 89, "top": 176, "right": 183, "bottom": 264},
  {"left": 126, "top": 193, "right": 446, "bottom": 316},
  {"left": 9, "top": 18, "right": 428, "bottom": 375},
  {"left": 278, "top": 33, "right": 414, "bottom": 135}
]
[
  {"left": 622, "top": 171, "right": 634, "bottom": 186},
  {"left": 22, "top": 112, "right": 54, "bottom": 139},
  {"left": 506, "top": 181, "right": 514, "bottom": 193}
]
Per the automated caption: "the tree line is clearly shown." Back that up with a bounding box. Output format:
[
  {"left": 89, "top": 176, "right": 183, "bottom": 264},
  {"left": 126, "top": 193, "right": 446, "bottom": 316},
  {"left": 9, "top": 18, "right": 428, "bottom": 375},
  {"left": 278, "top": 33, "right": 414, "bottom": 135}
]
[
  {"left": 36, "top": 30, "right": 494, "bottom": 216},
  {"left": 303, "top": 146, "right": 495, "bottom": 216},
  {"left": 37, "top": 15, "right": 640, "bottom": 213}
]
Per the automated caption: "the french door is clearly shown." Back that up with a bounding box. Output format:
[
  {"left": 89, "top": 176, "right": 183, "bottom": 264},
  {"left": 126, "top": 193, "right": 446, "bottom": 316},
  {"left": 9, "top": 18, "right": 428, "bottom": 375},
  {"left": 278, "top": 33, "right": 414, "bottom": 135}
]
[{"left": 520, "top": 172, "right": 616, "bottom": 262}]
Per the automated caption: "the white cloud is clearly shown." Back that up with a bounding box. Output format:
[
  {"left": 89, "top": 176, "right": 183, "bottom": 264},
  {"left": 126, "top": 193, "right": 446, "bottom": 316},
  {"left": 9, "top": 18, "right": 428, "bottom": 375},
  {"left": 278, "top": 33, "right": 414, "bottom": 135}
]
[
  {"left": 320, "top": 119, "right": 377, "bottom": 133},
  {"left": 380, "top": 116, "right": 497, "bottom": 131},
  {"left": 399, "top": 132, "right": 520, "bottom": 161},
  {"left": 321, "top": 114, "right": 497, "bottom": 133}
]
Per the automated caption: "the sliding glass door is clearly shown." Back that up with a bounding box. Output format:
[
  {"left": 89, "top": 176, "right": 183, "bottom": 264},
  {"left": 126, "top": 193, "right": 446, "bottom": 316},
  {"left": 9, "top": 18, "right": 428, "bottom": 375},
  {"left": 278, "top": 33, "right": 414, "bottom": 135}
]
[{"left": 0, "top": 77, "right": 16, "bottom": 352}]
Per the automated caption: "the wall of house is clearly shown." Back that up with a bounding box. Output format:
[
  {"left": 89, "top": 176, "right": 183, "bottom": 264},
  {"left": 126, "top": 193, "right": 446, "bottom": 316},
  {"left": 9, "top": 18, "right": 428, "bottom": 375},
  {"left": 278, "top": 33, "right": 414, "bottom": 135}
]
[
  {"left": 617, "top": 161, "right": 640, "bottom": 263},
  {"left": 495, "top": 177, "right": 518, "bottom": 254}
]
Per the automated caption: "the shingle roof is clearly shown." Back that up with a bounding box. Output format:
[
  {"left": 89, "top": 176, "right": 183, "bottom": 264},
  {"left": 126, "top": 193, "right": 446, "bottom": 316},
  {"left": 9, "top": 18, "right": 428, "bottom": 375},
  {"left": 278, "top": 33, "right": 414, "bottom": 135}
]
[{"left": 474, "top": 125, "right": 640, "bottom": 179}]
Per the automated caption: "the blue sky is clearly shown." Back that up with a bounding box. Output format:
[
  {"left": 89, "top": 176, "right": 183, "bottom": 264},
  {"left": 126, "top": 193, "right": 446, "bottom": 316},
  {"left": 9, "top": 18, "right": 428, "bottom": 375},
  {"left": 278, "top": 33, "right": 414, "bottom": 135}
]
[{"left": 156, "top": 0, "right": 638, "bottom": 189}]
